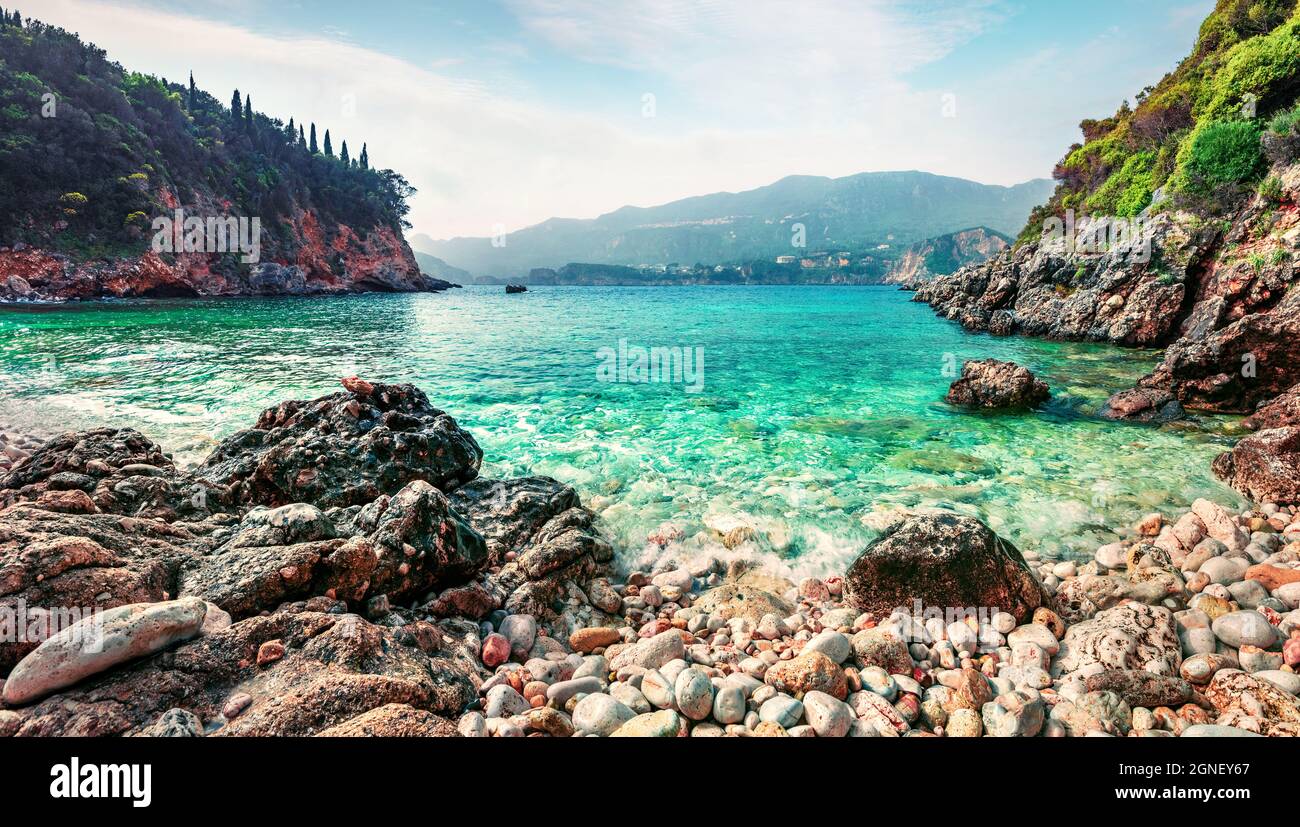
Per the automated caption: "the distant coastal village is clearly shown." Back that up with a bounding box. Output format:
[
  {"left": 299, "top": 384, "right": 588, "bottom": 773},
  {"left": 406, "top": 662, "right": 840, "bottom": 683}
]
[
  {"left": 520, "top": 248, "right": 891, "bottom": 287},
  {"left": 438, "top": 226, "right": 1009, "bottom": 288}
]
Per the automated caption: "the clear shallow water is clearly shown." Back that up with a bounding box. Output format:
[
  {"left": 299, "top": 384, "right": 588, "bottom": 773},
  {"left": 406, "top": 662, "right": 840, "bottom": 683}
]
[{"left": 0, "top": 286, "right": 1244, "bottom": 577}]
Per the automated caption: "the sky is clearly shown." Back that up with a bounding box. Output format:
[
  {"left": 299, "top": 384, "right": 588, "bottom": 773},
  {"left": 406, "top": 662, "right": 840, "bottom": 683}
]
[{"left": 26, "top": 0, "right": 1216, "bottom": 241}]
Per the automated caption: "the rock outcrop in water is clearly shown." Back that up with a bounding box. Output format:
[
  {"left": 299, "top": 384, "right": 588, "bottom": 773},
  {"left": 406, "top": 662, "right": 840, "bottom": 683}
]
[
  {"left": 915, "top": 152, "right": 1300, "bottom": 428},
  {"left": 915, "top": 163, "right": 1300, "bottom": 491},
  {"left": 912, "top": 212, "right": 1202, "bottom": 349},
  {"left": 944, "top": 359, "right": 1051, "bottom": 410}
]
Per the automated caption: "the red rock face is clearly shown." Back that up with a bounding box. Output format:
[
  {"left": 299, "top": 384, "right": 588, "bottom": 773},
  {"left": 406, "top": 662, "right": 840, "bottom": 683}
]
[
  {"left": 1245, "top": 384, "right": 1300, "bottom": 430},
  {"left": 1213, "top": 426, "right": 1300, "bottom": 505},
  {"left": 0, "top": 209, "right": 446, "bottom": 302}
]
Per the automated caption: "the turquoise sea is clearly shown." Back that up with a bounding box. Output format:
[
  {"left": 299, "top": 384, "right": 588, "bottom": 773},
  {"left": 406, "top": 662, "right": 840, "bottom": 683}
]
[{"left": 0, "top": 286, "right": 1244, "bottom": 577}]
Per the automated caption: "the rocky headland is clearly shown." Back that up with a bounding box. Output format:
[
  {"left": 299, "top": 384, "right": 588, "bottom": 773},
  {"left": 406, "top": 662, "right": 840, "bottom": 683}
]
[
  {"left": 1, "top": 379, "right": 1297, "bottom": 738},
  {"left": 914, "top": 158, "right": 1300, "bottom": 506},
  {"left": 0, "top": 16, "right": 454, "bottom": 303}
]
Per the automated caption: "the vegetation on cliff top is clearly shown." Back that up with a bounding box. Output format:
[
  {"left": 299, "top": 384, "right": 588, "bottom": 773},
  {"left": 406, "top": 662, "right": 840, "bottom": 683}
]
[
  {"left": 1020, "top": 0, "right": 1300, "bottom": 245},
  {"left": 0, "top": 9, "right": 414, "bottom": 259}
]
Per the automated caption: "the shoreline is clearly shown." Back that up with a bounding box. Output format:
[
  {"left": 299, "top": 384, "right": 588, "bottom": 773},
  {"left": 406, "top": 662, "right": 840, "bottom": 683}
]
[
  {"left": 0, "top": 425, "right": 42, "bottom": 476},
  {"left": 0, "top": 379, "right": 1295, "bottom": 737},
  {"left": 0, "top": 282, "right": 929, "bottom": 306}
]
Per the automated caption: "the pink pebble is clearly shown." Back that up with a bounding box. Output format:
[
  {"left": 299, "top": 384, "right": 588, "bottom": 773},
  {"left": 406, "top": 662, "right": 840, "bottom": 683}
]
[
  {"left": 482, "top": 633, "right": 511, "bottom": 668},
  {"left": 1284, "top": 636, "right": 1300, "bottom": 668}
]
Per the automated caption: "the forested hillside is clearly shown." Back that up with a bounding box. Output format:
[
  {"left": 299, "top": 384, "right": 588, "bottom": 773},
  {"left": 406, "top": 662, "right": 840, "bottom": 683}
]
[{"left": 0, "top": 9, "right": 441, "bottom": 298}]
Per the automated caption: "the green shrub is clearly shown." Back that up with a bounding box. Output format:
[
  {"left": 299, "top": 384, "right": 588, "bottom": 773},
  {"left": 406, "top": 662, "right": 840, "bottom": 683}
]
[
  {"left": 1259, "top": 174, "right": 1284, "bottom": 200},
  {"left": 1179, "top": 120, "right": 1265, "bottom": 192},
  {"left": 1087, "top": 151, "right": 1157, "bottom": 216},
  {"left": 1267, "top": 102, "right": 1300, "bottom": 133},
  {"left": 1196, "top": 14, "right": 1300, "bottom": 120}
]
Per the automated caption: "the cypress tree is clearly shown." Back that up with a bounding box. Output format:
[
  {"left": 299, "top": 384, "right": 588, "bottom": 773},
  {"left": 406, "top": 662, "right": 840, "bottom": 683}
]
[
  {"left": 309, "top": 124, "right": 318, "bottom": 154},
  {"left": 243, "top": 95, "right": 253, "bottom": 131},
  {"left": 231, "top": 90, "right": 242, "bottom": 127},
  {"left": 188, "top": 72, "right": 197, "bottom": 111},
  {"left": 359, "top": 143, "right": 369, "bottom": 170},
  {"left": 340, "top": 140, "right": 350, "bottom": 165},
  {"left": 323, "top": 130, "right": 333, "bottom": 157},
  {"left": 299, "top": 125, "right": 307, "bottom": 148}
]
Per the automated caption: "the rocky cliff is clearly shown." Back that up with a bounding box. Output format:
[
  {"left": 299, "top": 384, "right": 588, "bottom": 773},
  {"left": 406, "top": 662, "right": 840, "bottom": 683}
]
[
  {"left": 885, "top": 227, "right": 1009, "bottom": 286},
  {"left": 0, "top": 219, "right": 450, "bottom": 301},
  {"left": 916, "top": 160, "right": 1300, "bottom": 426}
]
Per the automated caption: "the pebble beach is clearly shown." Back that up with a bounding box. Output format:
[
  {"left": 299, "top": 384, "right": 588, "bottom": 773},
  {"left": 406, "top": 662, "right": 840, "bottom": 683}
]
[{"left": 461, "top": 498, "right": 1300, "bottom": 738}]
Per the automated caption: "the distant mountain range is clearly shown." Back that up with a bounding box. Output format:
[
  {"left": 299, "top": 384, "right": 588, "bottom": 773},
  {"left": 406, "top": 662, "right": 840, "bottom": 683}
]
[
  {"left": 413, "top": 252, "right": 471, "bottom": 284},
  {"left": 412, "top": 171, "right": 1053, "bottom": 279}
]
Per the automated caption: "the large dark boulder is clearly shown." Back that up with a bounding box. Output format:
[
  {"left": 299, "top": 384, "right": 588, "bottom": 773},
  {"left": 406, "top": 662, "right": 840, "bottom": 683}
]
[
  {"left": 449, "top": 476, "right": 580, "bottom": 564},
  {"left": 1100, "top": 385, "right": 1186, "bottom": 423},
  {"left": 945, "top": 359, "right": 1050, "bottom": 410},
  {"left": 844, "top": 512, "right": 1049, "bottom": 623},
  {"left": 196, "top": 380, "right": 483, "bottom": 509},
  {"left": 1213, "top": 426, "right": 1300, "bottom": 505},
  {"left": 349, "top": 480, "right": 488, "bottom": 603}
]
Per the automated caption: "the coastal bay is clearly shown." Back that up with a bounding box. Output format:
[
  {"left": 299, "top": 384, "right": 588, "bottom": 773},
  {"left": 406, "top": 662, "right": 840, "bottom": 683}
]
[{"left": 0, "top": 285, "right": 1242, "bottom": 576}]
